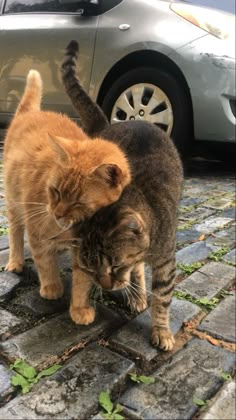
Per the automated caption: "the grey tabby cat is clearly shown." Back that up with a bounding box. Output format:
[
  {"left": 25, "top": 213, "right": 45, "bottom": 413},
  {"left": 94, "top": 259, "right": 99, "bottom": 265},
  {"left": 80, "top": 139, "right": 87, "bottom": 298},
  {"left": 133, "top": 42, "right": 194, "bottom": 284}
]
[{"left": 61, "top": 41, "right": 183, "bottom": 351}]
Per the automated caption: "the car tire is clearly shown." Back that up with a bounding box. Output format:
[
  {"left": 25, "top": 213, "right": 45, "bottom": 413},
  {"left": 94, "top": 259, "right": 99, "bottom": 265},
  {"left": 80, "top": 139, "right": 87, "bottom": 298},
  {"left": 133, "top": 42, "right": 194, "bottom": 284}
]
[{"left": 101, "top": 67, "right": 192, "bottom": 155}]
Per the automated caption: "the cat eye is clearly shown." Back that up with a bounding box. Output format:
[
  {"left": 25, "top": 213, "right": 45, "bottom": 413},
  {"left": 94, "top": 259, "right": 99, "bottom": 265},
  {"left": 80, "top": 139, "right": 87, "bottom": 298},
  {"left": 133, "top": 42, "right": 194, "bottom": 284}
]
[
  {"left": 112, "top": 264, "right": 121, "bottom": 270},
  {"left": 78, "top": 265, "right": 94, "bottom": 274},
  {"left": 50, "top": 186, "right": 61, "bottom": 201},
  {"left": 112, "top": 264, "right": 129, "bottom": 273},
  {"left": 72, "top": 202, "right": 84, "bottom": 208},
  {"left": 71, "top": 240, "right": 80, "bottom": 248}
]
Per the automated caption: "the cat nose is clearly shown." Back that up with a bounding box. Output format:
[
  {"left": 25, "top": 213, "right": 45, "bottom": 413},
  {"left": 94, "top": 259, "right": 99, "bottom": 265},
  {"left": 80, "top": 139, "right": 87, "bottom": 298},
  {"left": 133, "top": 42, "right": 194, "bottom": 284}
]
[
  {"left": 55, "top": 212, "right": 64, "bottom": 219},
  {"left": 99, "top": 275, "right": 112, "bottom": 290}
]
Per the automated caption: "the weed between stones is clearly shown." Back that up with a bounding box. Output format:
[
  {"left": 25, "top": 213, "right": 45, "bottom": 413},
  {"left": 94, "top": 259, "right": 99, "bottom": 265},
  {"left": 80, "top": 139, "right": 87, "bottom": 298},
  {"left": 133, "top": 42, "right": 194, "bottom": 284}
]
[
  {"left": 208, "top": 246, "right": 231, "bottom": 261},
  {"left": 177, "top": 262, "right": 204, "bottom": 274},
  {"left": 0, "top": 226, "right": 9, "bottom": 236},
  {"left": 99, "top": 390, "right": 124, "bottom": 420},
  {"left": 10, "top": 359, "right": 61, "bottom": 394},
  {"left": 174, "top": 291, "right": 219, "bottom": 311}
]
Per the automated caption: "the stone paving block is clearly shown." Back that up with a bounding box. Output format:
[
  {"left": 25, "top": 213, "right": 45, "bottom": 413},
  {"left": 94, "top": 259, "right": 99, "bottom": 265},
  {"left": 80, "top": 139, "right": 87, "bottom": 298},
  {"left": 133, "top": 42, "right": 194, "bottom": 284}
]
[
  {"left": 221, "top": 206, "right": 235, "bottom": 219},
  {"left": 202, "top": 196, "right": 235, "bottom": 210},
  {"left": 176, "top": 241, "right": 218, "bottom": 265},
  {"left": 11, "top": 279, "right": 71, "bottom": 316},
  {"left": 110, "top": 297, "right": 201, "bottom": 362},
  {"left": 0, "top": 362, "right": 14, "bottom": 405},
  {"left": 0, "top": 235, "right": 9, "bottom": 251},
  {"left": 120, "top": 339, "right": 235, "bottom": 420},
  {"left": 198, "top": 292, "right": 236, "bottom": 342},
  {"left": 0, "top": 305, "right": 123, "bottom": 367},
  {"left": 182, "top": 184, "right": 212, "bottom": 195},
  {"left": 0, "top": 310, "right": 23, "bottom": 340},
  {"left": 179, "top": 197, "right": 206, "bottom": 207},
  {"left": 200, "top": 380, "right": 236, "bottom": 420},
  {"left": 0, "top": 271, "right": 21, "bottom": 302},
  {"left": 176, "top": 229, "right": 200, "bottom": 246},
  {"left": 92, "top": 414, "right": 104, "bottom": 420},
  {"left": 223, "top": 248, "right": 235, "bottom": 264},
  {"left": 57, "top": 250, "right": 72, "bottom": 270},
  {"left": 206, "top": 223, "right": 236, "bottom": 248},
  {"left": 0, "top": 343, "right": 134, "bottom": 419},
  {"left": 176, "top": 262, "right": 235, "bottom": 300},
  {"left": 194, "top": 216, "right": 233, "bottom": 234},
  {"left": 0, "top": 216, "right": 8, "bottom": 229},
  {"left": 179, "top": 207, "right": 216, "bottom": 222}
]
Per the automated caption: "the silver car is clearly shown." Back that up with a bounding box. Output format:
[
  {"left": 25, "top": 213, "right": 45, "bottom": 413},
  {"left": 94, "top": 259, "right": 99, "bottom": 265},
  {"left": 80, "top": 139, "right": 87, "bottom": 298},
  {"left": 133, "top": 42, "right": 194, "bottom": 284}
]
[{"left": 0, "top": 0, "right": 235, "bottom": 151}]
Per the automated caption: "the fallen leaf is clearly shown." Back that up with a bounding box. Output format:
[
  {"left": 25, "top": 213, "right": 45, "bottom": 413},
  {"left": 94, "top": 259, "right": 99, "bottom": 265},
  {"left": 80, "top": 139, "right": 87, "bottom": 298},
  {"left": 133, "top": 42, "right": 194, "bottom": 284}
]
[
  {"left": 198, "top": 234, "right": 205, "bottom": 241},
  {"left": 206, "top": 336, "right": 220, "bottom": 346},
  {"left": 183, "top": 321, "right": 194, "bottom": 329},
  {"left": 193, "top": 398, "right": 206, "bottom": 407}
]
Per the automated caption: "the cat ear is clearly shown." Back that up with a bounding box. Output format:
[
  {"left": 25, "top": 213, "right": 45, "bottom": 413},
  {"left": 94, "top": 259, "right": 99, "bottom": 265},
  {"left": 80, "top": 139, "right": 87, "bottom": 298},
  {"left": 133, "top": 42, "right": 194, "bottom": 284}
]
[
  {"left": 124, "top": 214, "right": 144, "bottom": 235},
  {"left": 91, "top": 163, "right": 122, "bottom": 187},
  {"left": 71, "top": 238, "right": 82, "bottom": 248},
  {"left": 109, "top": 212, "right": 144, "bottom": 238},
  {"left": 47, "top": 134, "right": 70, "bottom": 165},
  {"left": 126, "top": 217, "right": 144, "bottom": 235}
]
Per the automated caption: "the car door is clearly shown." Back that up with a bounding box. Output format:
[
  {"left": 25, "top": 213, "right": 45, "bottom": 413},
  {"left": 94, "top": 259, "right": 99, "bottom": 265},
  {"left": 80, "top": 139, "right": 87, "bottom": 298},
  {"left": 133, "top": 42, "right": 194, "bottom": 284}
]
[{"left": 0, "top": 0, "right": 99, "bottom": 126}]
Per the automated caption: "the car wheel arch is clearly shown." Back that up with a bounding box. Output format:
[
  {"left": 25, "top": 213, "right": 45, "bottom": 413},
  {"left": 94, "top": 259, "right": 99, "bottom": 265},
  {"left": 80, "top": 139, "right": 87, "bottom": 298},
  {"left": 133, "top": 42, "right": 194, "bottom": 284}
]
[{"left": 97, "top": 49, "right": 193, "bottom": 122}]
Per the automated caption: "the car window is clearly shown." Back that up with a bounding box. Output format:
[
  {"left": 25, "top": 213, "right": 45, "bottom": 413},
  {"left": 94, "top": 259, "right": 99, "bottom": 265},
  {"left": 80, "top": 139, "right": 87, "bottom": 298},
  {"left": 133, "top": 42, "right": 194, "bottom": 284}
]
[
  {"left": 4, "top": 0, "right": 123, "bottom": 15},
  {"left": 4, "top": 0, "right": 84, "bottom": 13}
]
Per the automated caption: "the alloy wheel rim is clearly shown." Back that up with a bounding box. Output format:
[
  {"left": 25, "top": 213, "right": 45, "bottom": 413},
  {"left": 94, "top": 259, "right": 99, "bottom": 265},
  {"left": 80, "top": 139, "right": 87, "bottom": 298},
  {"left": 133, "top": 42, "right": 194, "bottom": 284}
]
[{"left": 110, "top": 83, "right": 173, "bottom": 135}]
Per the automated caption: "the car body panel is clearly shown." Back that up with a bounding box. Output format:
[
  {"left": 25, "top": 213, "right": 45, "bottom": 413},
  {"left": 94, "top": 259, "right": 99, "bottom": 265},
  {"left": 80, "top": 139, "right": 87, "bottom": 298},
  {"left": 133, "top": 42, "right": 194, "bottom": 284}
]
[
  {"left": 170, "top": 33, "right": 236, "bottom": 141},
  {"left": 0, "top": 12, "right": 98, "bottom": 124},
  {"left": 90, "top": 0, "right": 207, "bottom": 100}
]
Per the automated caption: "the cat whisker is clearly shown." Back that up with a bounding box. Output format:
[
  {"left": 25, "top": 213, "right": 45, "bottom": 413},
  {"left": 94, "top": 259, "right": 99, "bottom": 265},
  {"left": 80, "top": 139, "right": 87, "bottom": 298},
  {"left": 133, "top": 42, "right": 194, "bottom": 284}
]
[
  {"left": 124, "top": 287, "right": 131, "bottom": 308},
  {"left": 129, "top": 284, "right": 143, "bottom": 303},
  {"left": 44, "top": 223, "right": 72, "bottom": 241},
  {"left": 7, "top": 208, "right": 48, "bottom": 230},
  {"left": 33, "top": 214, "right": 51, "bottom": 239},
  {"left": 128, "top": 283, "right": 152, "bottom": 319},
  {"left": 49, "top": 237, "right": 80, "bottom": 244},
  {"left": 130, "top": 282, "right": 157, "bottom": 299},
  {"left": 40, "top": 237, "right": 58, "bottom": 255},
  {"left": 7, "top": 201, "right": 46, "bottom": 208},
  {"left": 9, "top": 207, "right": 47, "bottom": 220}
]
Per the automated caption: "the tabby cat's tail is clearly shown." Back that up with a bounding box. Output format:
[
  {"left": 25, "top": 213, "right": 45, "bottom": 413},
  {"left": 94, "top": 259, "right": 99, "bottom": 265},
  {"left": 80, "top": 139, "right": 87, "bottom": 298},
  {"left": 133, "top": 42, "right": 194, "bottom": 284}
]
[
  {"left": 16, "top": 70, "right": 42, "bottom": 115},
  {"left": 61, "top": 40, "right": 109, "bottom": 137}
]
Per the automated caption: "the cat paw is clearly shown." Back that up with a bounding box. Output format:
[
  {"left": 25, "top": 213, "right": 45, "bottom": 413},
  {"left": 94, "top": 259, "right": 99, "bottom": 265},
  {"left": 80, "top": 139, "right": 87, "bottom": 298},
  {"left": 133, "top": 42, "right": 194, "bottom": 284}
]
[
  {"left": 5, "top": 261, "right": 24, "bottom": 273},
  {"left": 70, "top": 305, "right": 95, "bottom": 325},
  {"left": 152, "top": 328, "right": 175, "bottom": 351},
  {"left": 129, "top": 295, "right": 147, "bottom": 313},
  {"left": 40, "top": 283, "right": 64, "bottom": 300}
]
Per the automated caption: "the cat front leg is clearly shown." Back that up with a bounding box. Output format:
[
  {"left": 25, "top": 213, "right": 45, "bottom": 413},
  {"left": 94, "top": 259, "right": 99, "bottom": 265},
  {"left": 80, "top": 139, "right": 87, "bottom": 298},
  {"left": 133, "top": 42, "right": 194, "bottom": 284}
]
[
  {"left": 32, "top": 249, "right": 64, "bottom": 300},
  {"left": 70, "top": 251, "right": 95, "bottom": 325},
  {"left": 151, "top": 257, "right": 176, "bottom": 351},
  {"left": 5, "top": 205, "right": 25, "bottom": 273},
  {"left": 129, "top": 262, "right": 147, "bottom": 313}
]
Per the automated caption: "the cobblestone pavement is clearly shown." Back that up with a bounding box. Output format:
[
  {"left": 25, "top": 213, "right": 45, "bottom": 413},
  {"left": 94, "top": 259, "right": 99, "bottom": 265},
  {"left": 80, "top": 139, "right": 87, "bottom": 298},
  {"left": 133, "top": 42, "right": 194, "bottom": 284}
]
[{"left": 0, "top": 146, "right": 235, "bottom": 419}]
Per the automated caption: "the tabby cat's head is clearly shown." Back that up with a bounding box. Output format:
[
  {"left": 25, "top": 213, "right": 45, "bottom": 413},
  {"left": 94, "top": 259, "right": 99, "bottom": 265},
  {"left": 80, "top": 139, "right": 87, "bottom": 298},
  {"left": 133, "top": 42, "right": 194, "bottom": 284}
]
[
  {"left": 73, "top": 207, "right": 150, "bottom": 290},
  {"left": 46, "top": 134, "right": 131, "bottom": 229}
]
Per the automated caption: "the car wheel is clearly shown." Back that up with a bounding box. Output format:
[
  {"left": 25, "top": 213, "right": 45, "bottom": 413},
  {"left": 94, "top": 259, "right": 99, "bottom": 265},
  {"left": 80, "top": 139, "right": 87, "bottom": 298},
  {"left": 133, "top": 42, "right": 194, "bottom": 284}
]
[{"left": 101, "top": 67, "right": 192, "bottom": 154}]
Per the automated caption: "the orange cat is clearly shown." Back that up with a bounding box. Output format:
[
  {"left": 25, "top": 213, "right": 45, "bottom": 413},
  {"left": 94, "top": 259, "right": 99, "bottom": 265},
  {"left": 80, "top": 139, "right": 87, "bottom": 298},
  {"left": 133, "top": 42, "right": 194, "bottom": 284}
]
[{"left": 4, "top": 70, "right": 130, "bottom": 309}]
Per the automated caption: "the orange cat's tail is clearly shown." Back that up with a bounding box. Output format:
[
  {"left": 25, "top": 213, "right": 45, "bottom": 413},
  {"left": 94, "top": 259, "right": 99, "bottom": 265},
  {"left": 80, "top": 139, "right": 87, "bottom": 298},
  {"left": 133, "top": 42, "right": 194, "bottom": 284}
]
[{"left": 16, "top": 69, "right": 42, "bottom": 115}]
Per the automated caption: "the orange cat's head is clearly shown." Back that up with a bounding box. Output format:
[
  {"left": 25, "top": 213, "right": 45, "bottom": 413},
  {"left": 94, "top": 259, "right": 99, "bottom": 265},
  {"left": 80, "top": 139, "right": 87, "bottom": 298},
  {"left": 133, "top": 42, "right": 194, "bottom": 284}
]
[{"left": 46, "top": 134, "right": 131, "bottom": 229}]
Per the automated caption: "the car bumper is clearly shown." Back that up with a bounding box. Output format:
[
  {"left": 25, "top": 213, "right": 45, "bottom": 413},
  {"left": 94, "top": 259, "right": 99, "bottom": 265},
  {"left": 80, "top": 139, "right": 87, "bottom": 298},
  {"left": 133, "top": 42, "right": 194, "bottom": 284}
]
[{"left": 170, "top": 34, "right": 236, "bottom": 143}]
